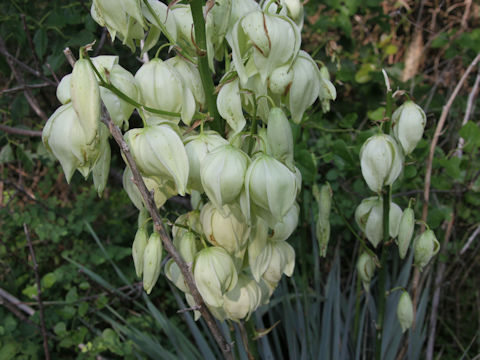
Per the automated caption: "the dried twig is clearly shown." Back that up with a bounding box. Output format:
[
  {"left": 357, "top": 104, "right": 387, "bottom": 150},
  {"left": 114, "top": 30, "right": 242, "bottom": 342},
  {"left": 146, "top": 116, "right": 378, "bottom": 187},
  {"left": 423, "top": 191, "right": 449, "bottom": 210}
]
[
  {"left": 0, "top": 124, "right": 43, "bottom": 137},
  {"left": 460, "top": 224, "right": 480, "bottom": 255},
  {"left": 454, "top": 67, "right": 480, "bottom": 158},
  {"left": 0, "top": 36, "right": 48, "bottom": 121},
  {"left": 0, "top": 287, "right": 35, "bottom": 315},
  {"left": 0, "top": 82, "right": 52, "bottom": 95},
  {"left": 24, "top": 224, "right": 50, "bottom": 360},
  {"left": 0, "top": 37, "right": 56, "bottom": 87}
]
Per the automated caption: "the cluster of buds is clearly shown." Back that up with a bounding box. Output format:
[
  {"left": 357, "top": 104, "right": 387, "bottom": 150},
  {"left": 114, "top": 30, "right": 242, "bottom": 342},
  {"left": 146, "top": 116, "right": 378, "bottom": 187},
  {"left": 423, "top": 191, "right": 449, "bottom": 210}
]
[
  {"left": 354, "top": 98, "right": 437, "bottom": 332},
  {"left": 42, "top": 0, "right": 337, "bottom": 322}
]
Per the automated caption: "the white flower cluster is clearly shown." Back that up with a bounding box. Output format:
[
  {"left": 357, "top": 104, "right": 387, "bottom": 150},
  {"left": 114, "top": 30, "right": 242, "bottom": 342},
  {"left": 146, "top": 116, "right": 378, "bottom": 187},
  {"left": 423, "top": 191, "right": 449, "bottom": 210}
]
[
  {"left": 42, "top": 0, "right": 337, "bottom": 322},
  {"left": 354, "top": 99, "right": 438, "bottom": 332}
]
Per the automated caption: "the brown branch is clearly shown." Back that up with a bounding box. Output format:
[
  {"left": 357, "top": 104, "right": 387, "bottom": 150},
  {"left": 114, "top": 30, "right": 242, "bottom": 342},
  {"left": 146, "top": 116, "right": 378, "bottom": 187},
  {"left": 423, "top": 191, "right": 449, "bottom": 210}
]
[
  {"left": 102, "top": 117, "right": 233, "bottom": 359},
  {"left": 0, "top": 36, "right": 48, "bottom": 121},
  {"left": 0, "top": 287, "right": 35, "bottom": 316},
  {"left": 0, "top": 37, "right": 56, "bottom": 87},
  {"left": 0, "top": 124, "right": 43, "bottom": 137},
  {"left": 24, "top": 223, "right": 50, "bottom": 360},
  {"left": 0, "top": 82, "right": 52, "bottom": 95},
  {"left": 454, "top": 67, "right": 480, "bottom": 158}
]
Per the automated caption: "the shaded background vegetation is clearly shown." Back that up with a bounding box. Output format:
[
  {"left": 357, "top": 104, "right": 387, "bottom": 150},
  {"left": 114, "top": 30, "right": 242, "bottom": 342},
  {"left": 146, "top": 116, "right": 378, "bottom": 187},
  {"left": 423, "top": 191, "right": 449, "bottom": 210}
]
[{"left": 1, "top": 0, "right": 480, "bottom": 358}]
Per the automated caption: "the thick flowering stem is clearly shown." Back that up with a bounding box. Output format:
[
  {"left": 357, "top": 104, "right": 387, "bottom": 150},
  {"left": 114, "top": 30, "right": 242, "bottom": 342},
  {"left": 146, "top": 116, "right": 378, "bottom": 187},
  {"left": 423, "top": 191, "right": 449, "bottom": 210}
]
[
  {"left": 375, "top": 88, "right": 394, "bottom": 360},
  {"left": 102, "top": 116, "right": 234, "bottom": 360},
  {"left": 189, "top": 0, "right": 223, "bottom": 132}
]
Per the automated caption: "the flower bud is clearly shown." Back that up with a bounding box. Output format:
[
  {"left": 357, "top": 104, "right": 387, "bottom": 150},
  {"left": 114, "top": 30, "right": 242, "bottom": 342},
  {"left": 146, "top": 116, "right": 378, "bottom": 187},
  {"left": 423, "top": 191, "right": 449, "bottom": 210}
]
[
  {"left": 135, "top": 58, "right": 195, "bottom": 125},
  {"left": 313, "top": 184, "right": 332, "bottom": 256},
  {"left": 194, "top": 246, "right": 238, "bottom": 307},
  {"left": 397, "top": 208, "right": 415, "bottom": 259},
  {"left": 217, "top": 77, "right": 247, "bottom": 135},
  {"left": 228, "top": 10, "right": 300, "bottom": 84},
  {"left": 132, "top": 226, "right": 148, "bottom": 277},
  {"left": 360, "top": 134, "right": 403, "bottom": 193},
  {"left": 356, "top": 252, "right": 376, "bottom": 292},
  {"left": 124, "top": 122, "right": 189, "bottom": 195},
  {"left": 42, "top": 104, "right": 100, "bottom": 183},
  {"left": 70, "top": 58, "right": 101, "bottom": 144},
  {"left": 184, "top": 132, "right": 228, "bottom": 192},
  {"left": 414, "top": 230, "right": 440, "bottom": 270},
  {"left": 92, "top": 124, "right": 111, "bottom": 196},
  {"left": 56, "top": 74, "right": 71, "bottom": 104},
  {"left": 143, "top": 232, "right": 163, "bottom": 294},
  {"left": 100, "top": 64, "right": 138, "bottom": 129},
  {"left": 201, "top": 202, "right": 250, "bottom": 261},
  {"left": 267, "top": 108, "right": 294, "bottom": 168},
  {"left": 122, "top": 166, "right": 177, "bottom": 210},
  {"left": 397, "top": 291, "right": 414, "bottom": 333},
  {"left": 245, "top": 154, "right": 297, "bottom": 223},
  {"left": 355, "top": 197, "right": 402, "bottom": 248},
  {"left": 223, "top": 273, "right": 262, "bottom": 321},
  {"left": 392, "top": 101, "right": 426, "bottom": 155},
  {"left": 319, "top": 65, "right": 337, "bottom": 113},
  {"left": 201, "top": 145, "right": 249, "bottom": 209}
]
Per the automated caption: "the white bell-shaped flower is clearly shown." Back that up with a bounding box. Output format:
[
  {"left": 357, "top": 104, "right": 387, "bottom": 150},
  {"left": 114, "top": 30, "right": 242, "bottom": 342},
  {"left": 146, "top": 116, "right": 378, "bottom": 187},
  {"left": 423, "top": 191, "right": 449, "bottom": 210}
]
[
  {"left": 166, "top": 56, "right": 205, "bottom": 109},
  {"left": 200, "top": 144, "right": 249, "bottom": 209},
  {"left": 228, "top": 10, "right": 301, "bottom": 85},
  {"left": 42, "top": 104, "right": 100, "bottom": 183},
  {"left": 124, "top": 121, "right": 189, "bottom": 195},
  {"left": 223, "top": 273, "right": 262, "bottom": 321},
  {"left": 392, "top": 101, "right": 426, "bottom": 155},
  {"left": 184, "top": 132, "right": 228, "bottom": 192},
  {"left": 100, "top": 64, "right": 138, "bottom": 129},
  {"left": 200, "top": 202, "right": 250, "bottom": 258},
  {"left": 360, "top": 134, "right": 403, "bottom": 193},
  {"left": 355, "top": 197, "right": 402, "bottom": 248},
  {"left": 194, "top": 246, "right": 238, "bottom": 307},
  {"left": 287, "top": 51, "right": 321, "bottom": 124},
  {"left": 244, "top": 154, "right": 297, "bottom": 223},
  {"left": 135, "top": 58, "right": 196, "bottom": 125}
]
